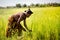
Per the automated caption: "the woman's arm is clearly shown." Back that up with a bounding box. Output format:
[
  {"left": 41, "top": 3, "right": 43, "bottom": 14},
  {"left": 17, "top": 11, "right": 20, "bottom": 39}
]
[{"left": 23, "top": 19, "right": 32, "bottom": 32}]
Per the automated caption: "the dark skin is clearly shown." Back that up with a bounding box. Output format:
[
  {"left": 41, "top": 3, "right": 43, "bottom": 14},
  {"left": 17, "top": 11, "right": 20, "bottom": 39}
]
[
  {"left": 6, "top": 12, "right": 32, "bottom": 37},
  {"left": 17, "top": 13, "right": 32, "bottom": 31}
]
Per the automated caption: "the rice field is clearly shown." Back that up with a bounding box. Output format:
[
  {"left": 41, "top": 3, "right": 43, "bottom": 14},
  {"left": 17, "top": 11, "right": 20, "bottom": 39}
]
[{"left": 0, "top": 7, "right": 60, "bottom": 40}]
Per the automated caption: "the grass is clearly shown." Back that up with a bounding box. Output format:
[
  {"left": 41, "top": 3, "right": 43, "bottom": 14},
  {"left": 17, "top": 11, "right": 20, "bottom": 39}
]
[{"left": 0, "top": 7, "right": 60, "bottom": 40}]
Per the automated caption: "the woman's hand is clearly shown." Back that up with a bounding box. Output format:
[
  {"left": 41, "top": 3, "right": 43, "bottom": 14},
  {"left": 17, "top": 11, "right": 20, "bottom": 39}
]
[{"left": 28, "top": 29, "right": 32, "bottom": 32}]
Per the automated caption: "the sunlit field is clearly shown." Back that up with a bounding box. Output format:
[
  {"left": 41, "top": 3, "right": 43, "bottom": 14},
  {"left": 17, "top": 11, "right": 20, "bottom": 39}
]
[{"left": 0, "top": 7, "right": 60, "bottom": 40}]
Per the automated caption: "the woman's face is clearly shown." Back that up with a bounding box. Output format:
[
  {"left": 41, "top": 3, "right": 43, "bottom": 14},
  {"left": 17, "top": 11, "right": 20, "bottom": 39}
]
[{"left": 26, "top": 14, "right": 31, "bottom": 17}]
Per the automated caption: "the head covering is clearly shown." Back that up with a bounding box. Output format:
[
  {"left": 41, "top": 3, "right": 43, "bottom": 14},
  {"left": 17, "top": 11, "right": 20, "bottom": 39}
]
[{"left": 24, "top": 9, "right": 33, "bottom": 14}]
